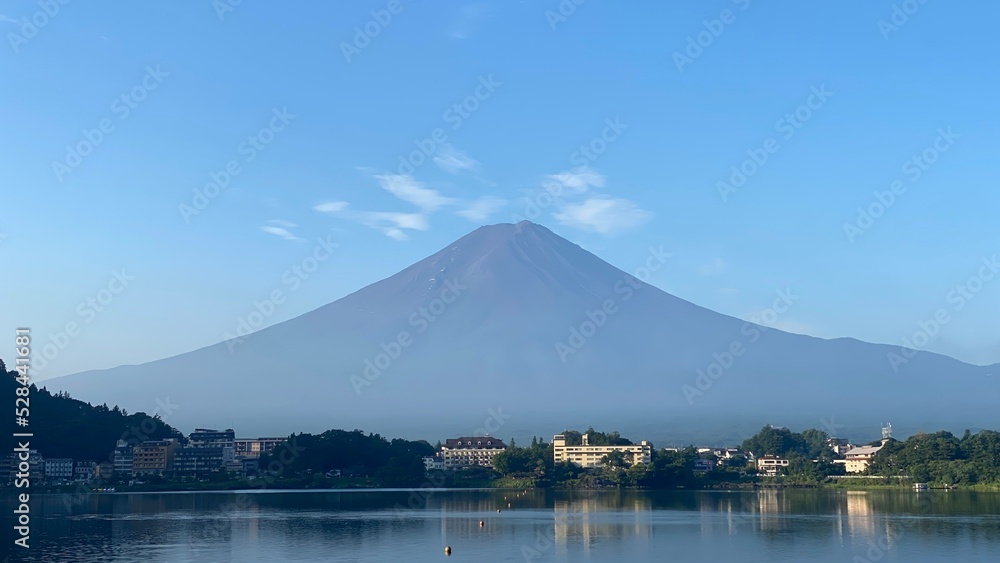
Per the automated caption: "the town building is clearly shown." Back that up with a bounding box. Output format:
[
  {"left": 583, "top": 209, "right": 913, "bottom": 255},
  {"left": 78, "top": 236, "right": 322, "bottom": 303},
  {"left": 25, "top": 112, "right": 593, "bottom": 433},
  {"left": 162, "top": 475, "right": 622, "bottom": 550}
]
[
  {"left": 694, "top": 458, "right": 717, "bottom": 472},
  {"left": 6, "top": 450, "right": 44, "bottom": 485},
  {"left": 43, "top": 458, "right": 74, "bottom": 481},
  {"left": 842, "top": 444, "right": 884, "bottom": 474},
  {"left": 74, "top": 461, "right": 97, "bottom": 481},
  {"left": 113, "top": 440, "right": 133, "bottom": 474},
  {"left": 172, "top": 447, "right": 225, "bottom": 477},
  {"left": 422, "top": 456, "right": 445, "bottom": 471},
  {"left": 189, "top": 428, "right": 236, "bottom": 468},
  {"left": 190, "top": 428, "right": 235, "bottom": 450},
  {"left": 828, "top": 437, "right": 853, "bottom": 456},
  {"left": 234, "top": 437, "right": 285, "bottom": 459},
  {"left": 756, "top": 455, "right": 789, "bottom": 477},
  {"left": 132, "top": 439, "right": 179, "bottom": 476},
  {"left": 552, "top": 434, "right": 652, "bottom": 468},
  {"left": 440, "top": 437, "right": 507, "bottom": 468}
]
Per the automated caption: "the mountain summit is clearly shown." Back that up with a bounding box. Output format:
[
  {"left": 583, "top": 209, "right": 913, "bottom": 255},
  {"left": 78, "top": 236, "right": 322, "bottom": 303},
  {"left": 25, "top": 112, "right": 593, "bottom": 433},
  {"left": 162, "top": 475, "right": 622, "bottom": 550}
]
[{"left": 52, "top": 222, "right": 998, "bottom": 438}]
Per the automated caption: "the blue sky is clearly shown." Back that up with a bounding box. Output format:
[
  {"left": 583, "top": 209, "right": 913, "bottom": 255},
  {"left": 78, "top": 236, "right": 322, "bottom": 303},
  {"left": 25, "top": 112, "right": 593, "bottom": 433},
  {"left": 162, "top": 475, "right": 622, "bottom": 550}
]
[{"left": 1, "top": 1, "right": 998, "bottom": 379}]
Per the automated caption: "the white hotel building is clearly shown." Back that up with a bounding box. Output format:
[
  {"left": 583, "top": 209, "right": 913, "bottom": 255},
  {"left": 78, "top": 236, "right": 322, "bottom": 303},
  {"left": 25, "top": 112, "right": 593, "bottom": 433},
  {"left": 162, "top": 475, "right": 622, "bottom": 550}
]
[
  {"left": 440, "top": 437, "right": 507, "bottom": 468},
  {"left": 553, "top": 434, "right": 652, "bottom": 468}
]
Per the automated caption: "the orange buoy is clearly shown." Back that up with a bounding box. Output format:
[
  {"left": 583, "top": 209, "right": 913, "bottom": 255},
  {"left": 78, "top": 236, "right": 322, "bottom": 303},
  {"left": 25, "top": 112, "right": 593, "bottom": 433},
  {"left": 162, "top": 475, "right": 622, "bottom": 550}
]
[
  {"left": 479, "top": 520, "right": 484, "bottom": 527},
  {"left": 445, "top": 546, "right": 451, "bottom": 556}
]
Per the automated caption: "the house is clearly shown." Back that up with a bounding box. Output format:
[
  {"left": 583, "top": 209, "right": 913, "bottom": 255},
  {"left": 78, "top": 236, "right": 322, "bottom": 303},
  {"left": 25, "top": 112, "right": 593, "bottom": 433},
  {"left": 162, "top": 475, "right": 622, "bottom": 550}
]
[
  {"left": 43, "top": 458, "right": 74, "bottom": 481},
  {"left": 552, "top": 434, "right": 652, "bottom": 468},
  {"left": 694, "top": 458, "right": 717, "bottom": 472},
  {"left": 132, "top": 439, "right": 179, "bottom": 476},
  {"left": 423, "top": 456, "right": 445, "bottom": 471},
  {"left": 827, "top": 437, "right": 852, "bottom": 456},
  {"left": 440, "top": 437, "right": 507, "bottom": 468},
  {"left": 842, "top": 444, "right": 883, "bottom": 473},
  {"left": 756, "top": 455, "right": 789, "bottom": 476}
]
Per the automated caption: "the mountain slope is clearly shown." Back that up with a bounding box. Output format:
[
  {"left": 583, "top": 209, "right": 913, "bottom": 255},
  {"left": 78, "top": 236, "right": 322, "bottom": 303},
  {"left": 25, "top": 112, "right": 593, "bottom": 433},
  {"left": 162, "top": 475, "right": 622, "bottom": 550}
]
[{"left": 50, "top": 222, "right": 998, "bottom": 438}]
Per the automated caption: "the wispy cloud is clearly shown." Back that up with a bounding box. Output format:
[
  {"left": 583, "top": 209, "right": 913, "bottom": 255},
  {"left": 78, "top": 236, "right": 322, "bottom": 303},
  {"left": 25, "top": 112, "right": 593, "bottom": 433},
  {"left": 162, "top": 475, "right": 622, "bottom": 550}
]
[
  {"left": 457, "top": 196, "right": 506, "bottom": 222},
  {"left": 356, "top": 211, "right": 429, "bottom": 241},
  {"left": 268, "top": 219, "right": 298, "bottom": 229},
  {"left": 554, "top": 196, "right": 650, "bottom": 234},
  {"left": 700, "top": 258, "right": 727, "bottom": 276},
  {"left": 314, "top": 199, "right": 429, "bottom": 241},
  {"left": 719, "top": 287, "right": 740, "bottom": 296},
  {"left": 434, "top": 144, "right": 479, "bottom": 174},
  {"left": 261, "top": 226, "right": 301, "bottom": 241},
  {"left": 313, "top": 201, "right": 349, "bottom": 213},
  {"left": 0, "top": 15, "right": 20, "bottom": 25},
  {"left": 546, "top": 169, "right": 606, "bottom": 193},
  {"left": 374, "top": 174, "right": 456, "bottom": 212}
]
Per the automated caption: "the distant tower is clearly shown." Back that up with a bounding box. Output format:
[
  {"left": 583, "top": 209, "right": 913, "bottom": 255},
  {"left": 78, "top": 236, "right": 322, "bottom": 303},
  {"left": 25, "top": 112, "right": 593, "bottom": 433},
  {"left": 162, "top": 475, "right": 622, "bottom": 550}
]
[{"left": 881, "top": 422, "right": 893, "bottom": 442}]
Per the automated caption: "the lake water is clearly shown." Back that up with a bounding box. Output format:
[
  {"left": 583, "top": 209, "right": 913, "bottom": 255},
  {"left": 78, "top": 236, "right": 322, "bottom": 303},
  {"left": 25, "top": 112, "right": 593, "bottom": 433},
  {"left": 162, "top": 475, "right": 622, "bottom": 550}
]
[{"left": 8, "top": 488, "right": 1000, "bottom": 562}]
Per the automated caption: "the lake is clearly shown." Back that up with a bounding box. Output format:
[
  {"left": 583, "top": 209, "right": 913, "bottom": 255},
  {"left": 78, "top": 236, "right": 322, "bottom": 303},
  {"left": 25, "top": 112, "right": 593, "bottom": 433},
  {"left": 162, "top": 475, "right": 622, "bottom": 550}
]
[{"left": 8, "top": 488, "right": 1000, "bottom": 562}]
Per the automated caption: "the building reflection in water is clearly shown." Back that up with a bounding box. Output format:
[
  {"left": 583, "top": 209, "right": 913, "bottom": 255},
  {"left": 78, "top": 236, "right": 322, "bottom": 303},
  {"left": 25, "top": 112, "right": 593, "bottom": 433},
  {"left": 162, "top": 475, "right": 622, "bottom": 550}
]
[
  {"left": 756, "top": 489, "right": 789, "bottom": 533},
  {"left": 552, "top": 494, "right": 652, "bottom": 555},
  {"left": 845, "top": 491, "right": 875, "bottom": 538}
]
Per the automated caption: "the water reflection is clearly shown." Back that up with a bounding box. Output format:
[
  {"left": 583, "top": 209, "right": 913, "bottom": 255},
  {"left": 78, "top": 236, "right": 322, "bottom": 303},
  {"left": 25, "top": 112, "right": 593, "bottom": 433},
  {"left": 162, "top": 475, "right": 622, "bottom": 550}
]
[{"left": 6, "top": 489, "right": 1000, "bottom": 562}]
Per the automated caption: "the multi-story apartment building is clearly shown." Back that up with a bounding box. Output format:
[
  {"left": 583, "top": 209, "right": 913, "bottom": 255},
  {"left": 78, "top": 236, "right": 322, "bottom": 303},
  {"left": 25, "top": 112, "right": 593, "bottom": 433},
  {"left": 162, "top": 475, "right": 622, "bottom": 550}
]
[
  {"left": 234, "top": 437, "right": 285, "bottom": 459},
  {"left": 43, "top": 458, "right": 74, "bottom": 481},
  {"left": 440, "top": 437, "right": 507, "bottom": 468},
  {"left": 113, "top": 440, "right": 133, "bottom": 474},
  {"left": 189, "top": 428, "right": 235, "bottom": 466},
  {"left": 552, "top": 434, "right": 652, "bottom": 468},
  {"left": 173, "top": 447, "right": 225, "bottom": 477},
  {"left": 132, "top": 439, "right": 179, "bottom": 476},
  {"left": 189, "top": 428, "right": 235, "bottom": 449}
]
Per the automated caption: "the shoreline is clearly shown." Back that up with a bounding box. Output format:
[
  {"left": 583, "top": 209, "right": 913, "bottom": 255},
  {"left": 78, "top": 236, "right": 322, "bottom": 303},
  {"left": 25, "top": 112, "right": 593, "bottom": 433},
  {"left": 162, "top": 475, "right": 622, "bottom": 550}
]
[{"left": 15, "top": 481, "right": 1000, "bottom": 495}]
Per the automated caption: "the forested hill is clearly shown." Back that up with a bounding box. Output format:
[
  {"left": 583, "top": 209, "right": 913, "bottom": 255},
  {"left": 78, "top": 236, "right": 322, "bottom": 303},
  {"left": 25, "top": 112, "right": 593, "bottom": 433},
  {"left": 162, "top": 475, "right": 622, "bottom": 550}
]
[{"left": 3, "top": 358, "right": 183, "bottom": 463}]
